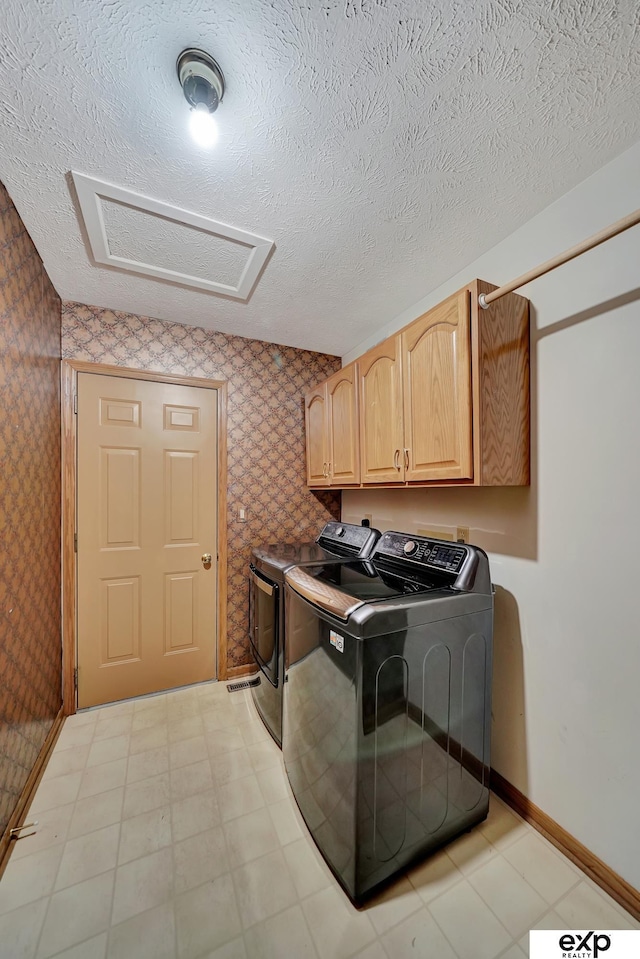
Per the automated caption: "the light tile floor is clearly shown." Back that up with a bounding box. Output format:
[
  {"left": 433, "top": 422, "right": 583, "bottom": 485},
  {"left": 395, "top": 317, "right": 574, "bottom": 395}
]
[{"left": 0, "top": 681, "right": 637, "bottom": 959}]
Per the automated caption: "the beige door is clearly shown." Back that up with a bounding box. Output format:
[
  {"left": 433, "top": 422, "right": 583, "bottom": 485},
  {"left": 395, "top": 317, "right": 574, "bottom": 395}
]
[
  {"left": 77, "top": 373, "right": 217, "bottom": 708},
  {"left": 402, "top": 290, "right": 473, "bottom": 481}
]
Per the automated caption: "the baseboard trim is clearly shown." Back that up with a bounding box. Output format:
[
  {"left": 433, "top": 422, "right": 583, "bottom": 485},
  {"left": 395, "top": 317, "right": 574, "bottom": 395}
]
[
  {"left": 226, "top": 663, "right": 258, "bottom": 680},
  {"left": 0, "top": 706, "right": 65, "bottom": 879},
  {"left": 491, "top": 768, "right": 640, "bottom": 921}
]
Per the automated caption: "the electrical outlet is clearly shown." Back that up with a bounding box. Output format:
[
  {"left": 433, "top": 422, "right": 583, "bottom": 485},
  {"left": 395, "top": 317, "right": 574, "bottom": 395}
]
[
  {"left": 238, "top": 508, "right": 247, "bottom": 523},
  {"left": 456, "top": 526, "right": 470, "bottom": 543}
]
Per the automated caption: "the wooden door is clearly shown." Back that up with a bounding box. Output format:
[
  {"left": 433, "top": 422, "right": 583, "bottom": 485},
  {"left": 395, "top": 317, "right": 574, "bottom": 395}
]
[
  {"left": 304, "top": 386, "right": 329, "bottom": 486},
  {"left": 359, "top": 336, "right": 404, "bottom": 483},
  {"left": 77, "top": 373, "right": 218, "bottom": 708},
  {"left": 326, "top": 365, "right": 359, "bottom": 485},
  {"left": 402, "top": 290, "right": 473, "bottom": 481}
]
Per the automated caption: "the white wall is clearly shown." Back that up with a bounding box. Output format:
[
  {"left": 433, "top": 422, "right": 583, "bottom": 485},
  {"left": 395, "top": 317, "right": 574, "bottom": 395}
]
[{"left": 342, "top": 139, "right": 640, "bottom": 890}]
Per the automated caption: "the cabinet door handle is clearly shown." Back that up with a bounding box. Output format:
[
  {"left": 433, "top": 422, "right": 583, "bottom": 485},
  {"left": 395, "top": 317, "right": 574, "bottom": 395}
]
[
  {"left": 322, "top": 462, "right": 327, "bottom": 477},
  {"left": 404, "top": 448, "right": 410, "bottom": 470},
  {"left": 394, "top": 449, "right": 401, "bottom": 470}
]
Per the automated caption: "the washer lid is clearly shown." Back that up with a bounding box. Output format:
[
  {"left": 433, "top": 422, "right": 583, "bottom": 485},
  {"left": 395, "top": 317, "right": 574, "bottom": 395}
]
[{"left": 285, "top": 560, "right": 442, "bottom": 620}]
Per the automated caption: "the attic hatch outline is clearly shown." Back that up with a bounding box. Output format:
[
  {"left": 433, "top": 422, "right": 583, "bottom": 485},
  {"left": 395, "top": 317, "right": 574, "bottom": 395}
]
[{"left": 71, "top": 171, "right": 275, "bottom": 301}]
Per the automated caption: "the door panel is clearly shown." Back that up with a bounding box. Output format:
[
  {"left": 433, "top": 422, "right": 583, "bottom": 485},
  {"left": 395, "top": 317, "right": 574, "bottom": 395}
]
[
  {"left": 100, "top": 447, "right": 140, "bottom": 548},
  {"left": 164, "top": 572, "right": 198, "bottom": 652},
  {"left": 77, "top": 373, "right": 217, "bottom": 708},
  {"left": 327, "top": 365, "right": 359, "bottom": 485},
  {"left": 164, "top": 451, "right": 198, "bottom": 543},
  {"left": 402, "top": 291, "right": 473, "bottom": 481},
  {"left": 359, "top": 337, "right": 404, "bottom": 483},
  {"left": 164, "top": 404, "right": 200, "bottom": 431},
  {"left": 100, "top": 397, "right": 141, "bottom": 427},
  {"left": 101, "top": 577, "right": 140, "bottom": 662},
  {"left": 305, "top": 387, "right": 329, "bottom": 486}
]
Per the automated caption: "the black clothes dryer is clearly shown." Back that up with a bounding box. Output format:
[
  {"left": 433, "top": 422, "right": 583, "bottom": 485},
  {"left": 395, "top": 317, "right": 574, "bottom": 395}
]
[{"left": 248, "top": 521, "right": 380, "bottom": 746}]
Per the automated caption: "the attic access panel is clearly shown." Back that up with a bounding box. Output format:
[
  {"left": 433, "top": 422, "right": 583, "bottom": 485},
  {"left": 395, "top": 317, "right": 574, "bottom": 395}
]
[{"left": 71, "top": 172, "right": 275, "bottom": 301}]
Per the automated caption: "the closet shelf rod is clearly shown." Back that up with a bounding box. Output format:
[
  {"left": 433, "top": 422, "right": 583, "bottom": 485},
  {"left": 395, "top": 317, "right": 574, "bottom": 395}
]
[{"left": 478, "top": 207, "right": 640, "bottom": 309}]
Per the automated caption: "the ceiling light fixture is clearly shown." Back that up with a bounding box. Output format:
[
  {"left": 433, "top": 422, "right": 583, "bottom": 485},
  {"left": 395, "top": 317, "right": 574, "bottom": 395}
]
[{"left": 177, "top": 48, "right": 225, "bottom": 149}]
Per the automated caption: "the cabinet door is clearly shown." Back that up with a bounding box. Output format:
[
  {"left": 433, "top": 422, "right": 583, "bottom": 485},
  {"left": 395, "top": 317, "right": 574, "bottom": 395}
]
[
  {"left": 327, "top": 365, "right": 360, "bottom": 485},
  {"left": 359, "top": 336, "right": 405, "bottom": 484},
  {"left": 305, "top": 386, "right": 329, "bottom": 486},
  {"left": 402, "top": 290, "right": 473, "bottom": 481}
]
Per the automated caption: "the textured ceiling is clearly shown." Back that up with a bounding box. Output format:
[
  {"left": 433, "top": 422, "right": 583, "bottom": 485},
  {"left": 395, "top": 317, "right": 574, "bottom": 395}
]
[{"left": 0, "top": 0, "right": 639, "bottom": 355}]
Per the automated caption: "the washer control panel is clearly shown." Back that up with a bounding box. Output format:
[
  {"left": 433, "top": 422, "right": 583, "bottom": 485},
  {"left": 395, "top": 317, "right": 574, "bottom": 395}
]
[{"left": 374, "top": 531, "right": 468, "bottom": 574}]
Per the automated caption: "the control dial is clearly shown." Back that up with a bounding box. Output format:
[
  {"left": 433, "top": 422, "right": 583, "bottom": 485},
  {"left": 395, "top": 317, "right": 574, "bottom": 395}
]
[
  {"left": 336, "top": 526, "right": 345, "bottom": 537},
  {"left": 403, "top": 540, "right": 418, "bottom": 555}
]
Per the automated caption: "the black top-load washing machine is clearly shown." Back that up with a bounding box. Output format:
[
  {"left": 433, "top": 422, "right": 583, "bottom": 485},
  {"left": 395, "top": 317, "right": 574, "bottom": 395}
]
[
  {"left": 283, "top": 530, "right": 494, "bottom": 904},
  {"left": 248, "top": 521, "right": 380, "bottom": 746}
]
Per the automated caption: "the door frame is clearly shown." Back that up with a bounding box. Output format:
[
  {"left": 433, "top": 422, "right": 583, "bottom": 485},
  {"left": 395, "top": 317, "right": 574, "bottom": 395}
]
[{"left": 61, "top": 359, "right": 228, "bottom": 715}]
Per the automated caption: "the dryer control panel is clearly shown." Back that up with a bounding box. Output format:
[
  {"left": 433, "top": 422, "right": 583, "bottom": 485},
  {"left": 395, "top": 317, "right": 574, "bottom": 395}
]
[{"left": 316, "top": 521, "right": 381, "bottom": 557}]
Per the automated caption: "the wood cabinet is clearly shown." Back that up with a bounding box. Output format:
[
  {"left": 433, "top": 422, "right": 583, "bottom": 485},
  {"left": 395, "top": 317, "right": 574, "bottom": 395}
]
[
  {"left": 304, "top": 385, "right": 329, "bottom": 486},
  {"left": 401, "top": 289, "right": 473, "bottom": 482},
  {"left": 358, "top": 289, "right": 473, "bottom": 484},
  {"left": 327, "top": 365, "right": 360, "bottom": 485},
  {"left": 358, "top": 336, "right": 403, "bottom": 483},
  {"left": 306, "top": 279, "right": 530, "bottom": 489},
  {"left": 304, "top": 366, "right": 359, "bottom": 486}
]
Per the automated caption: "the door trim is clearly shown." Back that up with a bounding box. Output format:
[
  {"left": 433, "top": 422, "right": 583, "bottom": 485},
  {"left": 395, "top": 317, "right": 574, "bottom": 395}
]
[{"left": 61, "top": 359, "right": 228, "bottom": 715}]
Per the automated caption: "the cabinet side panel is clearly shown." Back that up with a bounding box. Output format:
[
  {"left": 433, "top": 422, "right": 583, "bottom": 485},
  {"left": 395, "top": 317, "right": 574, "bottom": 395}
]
[{"left": 475, "top": 280, "right": 530, "bottom": 486}]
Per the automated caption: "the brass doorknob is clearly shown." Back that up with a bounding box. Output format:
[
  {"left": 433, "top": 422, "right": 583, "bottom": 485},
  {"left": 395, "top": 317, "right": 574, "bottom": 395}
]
[{"left": 201, "top": 553, "right": 212, "bottom": 566}]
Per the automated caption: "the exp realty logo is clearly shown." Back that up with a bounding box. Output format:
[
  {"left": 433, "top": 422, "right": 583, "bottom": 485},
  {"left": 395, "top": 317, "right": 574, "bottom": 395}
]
[
  {"left": 530, "top": 930, "right": 639, "bottom": 958},
  {"left": 557, "top": 931, "right": 611, "bottom": 956}
]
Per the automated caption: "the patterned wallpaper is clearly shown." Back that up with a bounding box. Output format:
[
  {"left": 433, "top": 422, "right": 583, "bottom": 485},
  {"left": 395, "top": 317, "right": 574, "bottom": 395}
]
[
  {"left": 62, "top": 303, "right": 342, "bottom": 670},
  {"left": 0, "top": 183, "right": 62, "bottom": 840}
]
